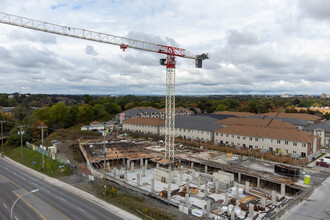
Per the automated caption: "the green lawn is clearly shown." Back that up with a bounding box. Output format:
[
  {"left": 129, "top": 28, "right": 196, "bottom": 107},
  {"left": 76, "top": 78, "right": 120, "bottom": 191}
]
[{"left": 4, "top": 146, "right": 73, "bottom": 178}]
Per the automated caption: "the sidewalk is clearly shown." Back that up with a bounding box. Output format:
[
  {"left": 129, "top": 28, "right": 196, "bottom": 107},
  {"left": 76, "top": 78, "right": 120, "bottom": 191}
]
[{"left": 3, "top": 156, "right": 141, "bottom": 220}]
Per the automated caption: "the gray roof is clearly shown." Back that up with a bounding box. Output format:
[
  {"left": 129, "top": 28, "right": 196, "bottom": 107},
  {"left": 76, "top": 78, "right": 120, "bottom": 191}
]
[
  {"left": 196, "top": 113, "right": 238, "bottom": 120},
  {"left": 161, "top": 115, "right": 224, "bottom": 131},
  {"left": 248, "top": 115, "right": 311, "bottom": 126},
  {"left": 121, "top": 108, "right": 161, "bottom": 117},
  {"left": 304, "top": 120, "right": 330, "bottom": 132},
  {"left": 0, "top": 107, "right": 15, "bottom": 113}
]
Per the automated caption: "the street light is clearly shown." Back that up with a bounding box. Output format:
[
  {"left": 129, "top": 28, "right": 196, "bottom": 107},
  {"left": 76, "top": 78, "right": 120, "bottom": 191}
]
[{"left": 10, "top": 189, "right": 39, "bottom": 220}]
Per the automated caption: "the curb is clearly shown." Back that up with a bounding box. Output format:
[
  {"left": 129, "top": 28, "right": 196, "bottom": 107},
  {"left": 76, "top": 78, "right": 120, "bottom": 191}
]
[{"left": 2, "top": 156, "right": 141, "bottom": 220}]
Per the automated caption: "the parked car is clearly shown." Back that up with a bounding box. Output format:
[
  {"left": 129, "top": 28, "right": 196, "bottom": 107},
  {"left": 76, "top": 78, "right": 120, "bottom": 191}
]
[{"left": 316, "top": 160, "right": 330, "bottom": 168}]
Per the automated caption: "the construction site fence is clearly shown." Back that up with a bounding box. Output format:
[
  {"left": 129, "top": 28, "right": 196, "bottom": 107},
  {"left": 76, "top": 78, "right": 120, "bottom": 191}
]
[{"left": 25, "top": 142, "right": 68, "bottom": 165}]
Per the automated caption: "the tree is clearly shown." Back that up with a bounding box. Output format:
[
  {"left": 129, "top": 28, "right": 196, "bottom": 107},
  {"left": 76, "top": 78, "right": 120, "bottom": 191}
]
[
  {"left": 93, "top": 104, "right": 108, "bottom": 120},
  {"left": 104, "top": 103, "right": 122, "bottom": 115},
  {"left": 216, "top": 104, "right": 226, "bottom": 111},
  {"left": 77, "top": 104, "right": 94, "bottom": 123},
  {"left": 125, "top": 102, "right": 135, "bottom": 110},
  {"left": 49, "top": 103, "right": 69, "bottom": 128},
  {"left": 83, "top": 94, "right": 92, "bottom": 104}
]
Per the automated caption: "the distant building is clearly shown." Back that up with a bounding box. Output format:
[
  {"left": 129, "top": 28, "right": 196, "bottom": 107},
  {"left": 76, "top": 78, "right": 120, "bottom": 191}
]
[
  {"left": 0, "top": 107, "right": 15, "bottom": 114},
  {"left": 295, "top": 106, "right": 330, "bottom": 115},
  {"left": 116, "top": 106, "right": 193, "bottom": 122},
  {"left": 281, "top": 94, "right": 293, "bottom": 98},
  {"left": 81, "top": 121, "right": 104, "bottom": 131}
]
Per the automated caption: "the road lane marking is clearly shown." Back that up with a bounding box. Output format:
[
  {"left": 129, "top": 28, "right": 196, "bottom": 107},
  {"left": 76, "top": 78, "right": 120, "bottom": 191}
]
[
  {"left": 15, "top": 216, "right": 18, "bottom": 220},
  {"left": 3, "top": 203, "right": 7, "bottom": 209},
  {"left": 77, "top": 207, "right": 86, "bottom": 213},
  {"left": 0, "top": 174, "right": 71, "bottom": 220},
  {"left": 13, "top": 191, "right": 47, "bottom": 220}
]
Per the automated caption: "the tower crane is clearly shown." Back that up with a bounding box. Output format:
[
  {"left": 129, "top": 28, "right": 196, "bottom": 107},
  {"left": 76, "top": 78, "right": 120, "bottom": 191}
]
[{"left": 0, "top": 12, "right": 208, "bottom": 163}]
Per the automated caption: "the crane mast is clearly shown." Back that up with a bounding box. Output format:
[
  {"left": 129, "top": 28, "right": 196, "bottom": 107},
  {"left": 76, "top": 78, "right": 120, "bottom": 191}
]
[{"left": 0, "top": 12, "right": 208, "bottom": 163}]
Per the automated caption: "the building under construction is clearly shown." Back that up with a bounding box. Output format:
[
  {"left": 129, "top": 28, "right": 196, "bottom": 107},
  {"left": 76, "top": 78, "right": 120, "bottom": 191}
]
[{"left": 78, "top": 138, "right": 322, "bottom": 219}]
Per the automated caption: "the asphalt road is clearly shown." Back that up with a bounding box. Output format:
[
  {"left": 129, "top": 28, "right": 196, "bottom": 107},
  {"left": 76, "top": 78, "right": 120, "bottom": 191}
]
[
  {"left": 0, "top": 158, "right": 123, "bottom": 220},
  {"left": 281, "top": 176, "right": 330, "bottom": 220}
]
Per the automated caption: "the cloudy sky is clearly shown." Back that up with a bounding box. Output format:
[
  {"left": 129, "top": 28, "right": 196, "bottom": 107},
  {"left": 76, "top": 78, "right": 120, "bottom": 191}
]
[{"left": 0, "top": 0, "right": 330, "bottom": 95}]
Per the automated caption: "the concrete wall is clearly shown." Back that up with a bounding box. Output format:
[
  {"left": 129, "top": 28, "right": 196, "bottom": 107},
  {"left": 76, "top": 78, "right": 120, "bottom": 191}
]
[
  {"left": 153, "top": 167, "right": 171, "bottom": 183},
  {"left": 214, "top": 131, "right": 316, "bottom": 158},
  {"left": 213, "top": 170, "right": 234, "bottom": 184}
]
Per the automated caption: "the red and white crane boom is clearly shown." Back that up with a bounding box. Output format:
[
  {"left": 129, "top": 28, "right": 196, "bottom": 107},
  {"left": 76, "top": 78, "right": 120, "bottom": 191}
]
[{"left": 0, "top": 12, "right": 208, "bottom": 163}]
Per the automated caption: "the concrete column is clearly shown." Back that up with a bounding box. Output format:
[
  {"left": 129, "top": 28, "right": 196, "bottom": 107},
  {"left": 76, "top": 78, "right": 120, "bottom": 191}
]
[
  {"left": 142, "top": 166, "right": 146, "bottom": 177},
  {"left": 107, "top": 161, "right": 110, "bottom": 168},
  {"left": 185, "top": 191, "right": 189, "bottom": 204},
  {"left": 127, "top": 160, "right": 130, "bottom": 170},
  {"left": 249, "top": 203, "right": 254, "bottom": 218},
  {"left": 124, "top": 169, "right": 127, "bottom": 181},
  {"left": 206, "top": 199, "right": 211, "bottom": 212},
  {"left": 113, "top": 167, "right": 117, "bottom": 177},
  {"left": 245, "top": 181, "right": 250, "bottom": 193},
  {"left": 137, "top": 174, "right": 140, "bottom": 187},
  {"left": 205, "top": 165, "right": 208, "bottom": 173},
  {"left": 156, "top": 163, "right": 159, "bottom": 168},
  {"left": 224, "top": 192, "right": 228, "bottom": 205},
  {"left": 281, "top": 183, "right": 286, "bottom": 196},
  {"left": 140, "top": 158, "right": 143, "bottom": 167},
  {"left": 238, "top": 172, "right": 241, "bottom": 183},
  {"left": 192, "top": 170, "right": 196, "bottom": 179},
  {"left": 204, "top": 182, "right": 208, "bottom": 197},
  {"left": 198, "top": 176, "right": 201, "bottom": 187},
  {"left": 131, "top": 162, "right": 134, "bottom": 171},
  {"left": 122, "top": 158, "right": 125, "bottom": 165},
  {"left": 272, "top": 190, "right": 277, "bottom": 203},
  {"left": 145, "top": 159, "right": 148, "bottom": 168},
  {"left": 151, "top": 178, "right": 155, "bottom": 194},
  {"left": 231, "top": 207, "right": 235, "bottom": 220},
  {"left": 215, "top": 181, "right": 218, "bottom": 194},
  {"left": 261, "top": 197, "right": 266, "bottom": 209},
  {"left": 180, "top": 169, "right": 183, "bottom": 182},
  {"left": 236, "top": 186, "right": 239, "bottom": 199},
  {"left": 191, "top": 162, "right": 194, "bottom": 170},
  {"left": 179, "top": 159, "right": 181, "bottom": 165},
  {"left": 167, "top": 183, "right": 171, "bottom": 199}
]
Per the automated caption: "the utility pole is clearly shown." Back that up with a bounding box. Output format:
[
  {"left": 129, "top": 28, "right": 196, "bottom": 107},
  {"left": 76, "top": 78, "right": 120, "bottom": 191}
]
[
  {"left": 103, "top": 130, "right": 107, "bottom": 188},
  {"left": 1, "top": 120, "right": 6, "bottom": 158},
  {"left": 38, "top": 126, "right": 47, "bottom": 170},
  {"left": 17, "top": 125, "right": 24, "bottom": 163}
]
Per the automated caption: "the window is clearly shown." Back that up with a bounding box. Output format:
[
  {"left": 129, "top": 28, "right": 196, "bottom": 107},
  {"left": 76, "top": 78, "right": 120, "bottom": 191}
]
[
  {"left": 232, "top": 134, "right": 234, "bottom": 138},
  {"left": 249, "top": 137, "right": 252, "bottom": 141},
  {"left": 216, "top": 133, "right": 218, "bottom": 136},
  {"left": 226, "top": 141, "right": 229, "bottom": 144},
  {"left": 293, "top": 142, "right": 297, "bottom": 146},
  {"left": 277, "top": 140, "right": 281, "bottom": 144},
  {"left": 269, "top": 147, "right": 273, "bottom": 152},
  {"left": 231, "top": 142, "right": 234, "bottom": 145},
  {"left": 255, "top": 146, "right": 258, "bottom": 149},
  {"left": 237, "top": 143, "right": 240, "bottom": 146},
  {"left": 243, "top": 136, "right": 246, "bottom": 140},
  {"left": 255, "top": 138, "right": 259, "bottom": 141},
  {"left": 226, "top": 134, "right": 229, "bottom": 137},
  {"left": 221, "top": 133, "right": 223, "bottom": 137},
  {"left": 302, "top": 143, "right": 306, "bottom": 147},
  {"left": 285, "top": 141, "right": 288, "bottom": 145},
  {"left": 249, "top": 145, "right": 253, "bottom": 149},
  {"left": 262, "top": 138, "right": 265, "bottom": 142},
  {"left": 293, "top": 151, "right": 296, "bottom": 153},
  {"left": 237, "top": 135, "right": 240, "bottom": 139},
  {"left": 301, "top": 152, "right": 306, "bottom": 158}
]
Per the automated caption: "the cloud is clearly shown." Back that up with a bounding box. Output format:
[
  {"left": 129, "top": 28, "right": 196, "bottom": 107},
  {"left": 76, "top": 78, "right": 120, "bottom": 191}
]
[
  {"left": 84, "top": 45, "right": 98, "bottom": 56},
  {"left": 299, "top": 0, "right": 330, "bottom": 20},
  {"left": 226, "top": 30, "right": 260, "bottom": 47},
  {"left": 0, "top": 0, "right": 329, "bottom": 95}
]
